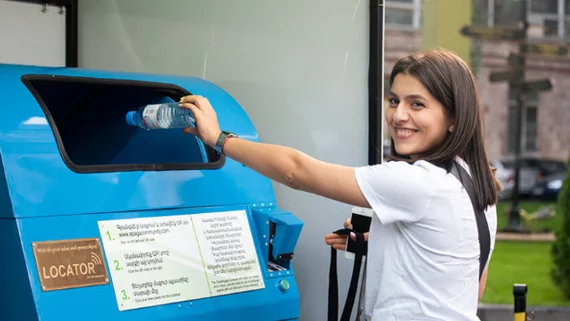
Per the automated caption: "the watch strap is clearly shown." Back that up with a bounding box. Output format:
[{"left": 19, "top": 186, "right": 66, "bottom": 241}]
[{"left": 215, "top": 131, "right": 237, "bottom": 155}]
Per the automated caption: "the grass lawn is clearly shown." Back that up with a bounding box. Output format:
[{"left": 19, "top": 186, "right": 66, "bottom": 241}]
[
  {"left": 481, "top": 240, "right": 570, "bottom": 306},
  {"left": 496, "top": 201, "right": 561, "bottom": 233},
  {"left": 481, "top": 201, "right": 570, "bottom": 306}
]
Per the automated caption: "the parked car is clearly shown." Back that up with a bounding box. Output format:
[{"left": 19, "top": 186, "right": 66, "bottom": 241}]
[
  {"left": 532, "top": 171, "right": 567, "bottom": 200},
  {"left": 491, "top": 157, "right": 567, "bottom": 200}
]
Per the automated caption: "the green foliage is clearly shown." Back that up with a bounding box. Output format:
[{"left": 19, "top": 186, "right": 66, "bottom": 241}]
[{"left": 551, "top": 153, "right": 570, "bottom": 298}]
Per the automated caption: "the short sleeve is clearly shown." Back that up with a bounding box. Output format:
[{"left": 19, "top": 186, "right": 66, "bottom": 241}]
[{"left": 354, "top": 160, "right": 438, "bottom": 224}]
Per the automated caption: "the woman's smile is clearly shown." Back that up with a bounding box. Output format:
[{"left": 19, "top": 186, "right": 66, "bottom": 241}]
[{"left": 393, "top": 127, "right": 420, "bottom": 140}]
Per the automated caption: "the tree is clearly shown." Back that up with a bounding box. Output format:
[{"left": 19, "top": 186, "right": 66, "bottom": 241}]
[{"left": 551, "top": 152, "right": 570, "bottom": 298}]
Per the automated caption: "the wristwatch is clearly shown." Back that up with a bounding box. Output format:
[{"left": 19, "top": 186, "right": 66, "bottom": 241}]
[{"left": 215, "top": 131, "right": 238, "bottom": 155}]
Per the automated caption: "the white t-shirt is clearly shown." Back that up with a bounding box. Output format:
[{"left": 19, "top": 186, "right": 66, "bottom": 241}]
[{"left": 354, "top": 157, "right": 497, "bottom": 321}]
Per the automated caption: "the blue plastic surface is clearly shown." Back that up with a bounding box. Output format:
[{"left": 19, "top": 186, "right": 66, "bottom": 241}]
[
  {"left": 0, "top": 63, "right": 302, "bottom": 321},
  {"left": 252, "top": 207, "right": 303, "bottom": 267},
  {"left": 0, "top": 64, "right": 275, "bottom": 218},
  {"left": 126, "top": 111, "right": 139, "bottom": 126}
]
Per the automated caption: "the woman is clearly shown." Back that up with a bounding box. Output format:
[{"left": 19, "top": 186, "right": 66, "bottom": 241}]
[{"left": 180, "top": 49, "right": 499, "bottom": 321}]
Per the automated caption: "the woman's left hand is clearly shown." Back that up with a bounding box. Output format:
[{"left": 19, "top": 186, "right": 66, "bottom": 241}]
[{"left": 324, "top": 218, "right": 369, "bottom": 250}]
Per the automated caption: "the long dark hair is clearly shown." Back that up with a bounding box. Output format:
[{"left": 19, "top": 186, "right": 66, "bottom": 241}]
[{"left": 387, "top": 50, "right": 499, "bottom": 211}]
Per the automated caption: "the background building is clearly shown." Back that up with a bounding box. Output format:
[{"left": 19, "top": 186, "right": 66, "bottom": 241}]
[{"left": 384, "top": 0, "right": 570, "bottom": 162}]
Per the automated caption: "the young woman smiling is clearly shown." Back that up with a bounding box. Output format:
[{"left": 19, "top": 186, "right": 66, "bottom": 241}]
[{"left": 180, "top": 49, "right": 499, "bottom": 321}]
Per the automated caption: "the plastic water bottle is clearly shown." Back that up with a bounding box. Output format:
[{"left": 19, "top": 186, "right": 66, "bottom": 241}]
[{"left": 125, "top": 102, "right": 196, "bottom": 130}]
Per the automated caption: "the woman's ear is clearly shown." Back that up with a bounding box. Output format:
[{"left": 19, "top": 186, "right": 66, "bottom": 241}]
[{"left": 449, "top": 124, "right": 455, "bottom": 133}]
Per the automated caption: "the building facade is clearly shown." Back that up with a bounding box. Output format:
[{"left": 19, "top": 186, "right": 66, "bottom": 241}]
[
  {"left": 383, "top": 0, "right": 570, "bottom": 162},
  {"left": 476, "top": 0, "right": 570, "bottom": 162}
]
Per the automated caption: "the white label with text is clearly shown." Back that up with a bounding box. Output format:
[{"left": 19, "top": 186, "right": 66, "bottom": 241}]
[{"left": 98, "top": 210, "right": 264, "bottom": 311}]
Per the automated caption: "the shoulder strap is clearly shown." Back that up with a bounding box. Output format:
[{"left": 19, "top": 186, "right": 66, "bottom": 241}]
[
  {"left": 450, "top": 162, "right": 491, "bottom": 280},
  {"left": 328, "top": 228, "right": 366, "bottom": 321}
]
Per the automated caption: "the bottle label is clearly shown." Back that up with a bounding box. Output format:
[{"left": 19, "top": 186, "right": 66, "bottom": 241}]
[{"left": 142, "top": 104, "right": 160, "bottom": 129}]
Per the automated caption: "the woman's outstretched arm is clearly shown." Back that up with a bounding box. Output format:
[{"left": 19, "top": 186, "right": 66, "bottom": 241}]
[{"left": 179, "top": 95, "right": 370, "bottom": 208}]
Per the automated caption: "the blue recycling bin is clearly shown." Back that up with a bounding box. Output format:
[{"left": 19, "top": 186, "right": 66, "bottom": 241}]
[{"left": 0, "top": 64, "right": 303, "bottom": 321}]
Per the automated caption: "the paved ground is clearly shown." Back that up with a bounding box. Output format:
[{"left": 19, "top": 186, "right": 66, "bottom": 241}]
[{"left": 477, "top": 303, "right": 570, "bottom": 321}]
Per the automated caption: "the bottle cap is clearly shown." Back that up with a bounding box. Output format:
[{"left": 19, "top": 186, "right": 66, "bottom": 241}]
[{"left": 125, "top": 111, "right": 138, "bottom": 126}]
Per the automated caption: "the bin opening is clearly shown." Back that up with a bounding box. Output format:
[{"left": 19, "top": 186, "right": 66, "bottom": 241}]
[{"left": 21, "top": 75, "right": 223, "bottom": 173}]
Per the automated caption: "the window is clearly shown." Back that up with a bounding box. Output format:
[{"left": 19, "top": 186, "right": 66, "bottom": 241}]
[
  {"left": 529, "top": 0, "right": 563, "bottom": 38},
  {"left": 492, "top": 0, "right": 526, "bottom": 27},
  {"left": 543, "top": 19, "right": 560, "bottom": 36},
  {"left": 523, "top": 106, "right": 538, "bottom": 152},
  {"left": 506, "top": 93, "right": 539, "bottom": 154},
  {"left": 486, "top": 0, "right": 570, "bottom": 39},
  {"left": 386, "top": 0, "right": 421, "bottom": 29},
  {"left": 531, "top": 0, "right": 558, "bottom": 14}
]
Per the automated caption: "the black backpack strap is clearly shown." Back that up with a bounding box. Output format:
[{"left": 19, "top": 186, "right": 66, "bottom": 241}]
[
  {"left": 450, "top": 162, "right": 491, "bottom": 280},
  {"left": 328, "top": 228, "right": 367, "bottom": 321}
]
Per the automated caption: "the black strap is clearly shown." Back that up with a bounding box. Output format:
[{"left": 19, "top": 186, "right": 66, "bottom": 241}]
[
  {"left": 449, "top": 162, "right": 491, "bottom": 280},
  {"left": 328, "top": 228, "right": 366, "bottom": 321}
]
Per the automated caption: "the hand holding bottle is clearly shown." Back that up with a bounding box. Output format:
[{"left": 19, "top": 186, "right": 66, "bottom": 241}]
[{"left": 179, "top": 95, "right": 221, "bottom": 148}]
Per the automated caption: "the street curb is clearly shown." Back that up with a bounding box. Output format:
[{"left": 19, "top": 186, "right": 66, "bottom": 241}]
[
  {"left": 496, "top": 232, "right": 555, "bottom": 242},
  {"left": 477, "top": 303, "right": 570, "bottom": 321}
]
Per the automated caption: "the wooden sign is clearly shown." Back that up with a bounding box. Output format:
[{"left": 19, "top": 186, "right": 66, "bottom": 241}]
[
  {"left": 512, "top": 79, "right": 554, "bottom": 92},
  {"left": 32, "top": 238, "right": 109, "bottom": 291},
  {"left": 521, "top": 43, "right": 569, "bottom": 56},
  {"left": 460, "top": 25, "right": 525, "bottom": 41},
  {"left": 490, "top": 70, "right": 518, "bottom": 82}
]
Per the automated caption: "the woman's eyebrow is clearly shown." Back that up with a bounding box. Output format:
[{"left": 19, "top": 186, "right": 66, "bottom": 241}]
[{"left": 389, "top": 91, "right": 427, "bottom": 101}]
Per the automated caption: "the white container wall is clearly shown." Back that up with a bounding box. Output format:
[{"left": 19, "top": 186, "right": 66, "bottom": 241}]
[
  {"left": 0, "top": 1, "right": 65, "bottom": 66},
  {"left": 79, "top": 1, "right": 370, "bottom": 319}
]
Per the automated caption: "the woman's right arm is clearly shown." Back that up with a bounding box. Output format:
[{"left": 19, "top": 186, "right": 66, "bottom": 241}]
[
  {"left": 222, "top": 138, "right": 371, "bottom": 207},
  {"left": 179, "top": 95, "right": 371, "bottom": 208}
]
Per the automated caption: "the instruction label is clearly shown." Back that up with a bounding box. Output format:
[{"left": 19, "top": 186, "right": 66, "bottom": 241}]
[{"left": 98, "top": 210, "right": 264, "bottom": 311}]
